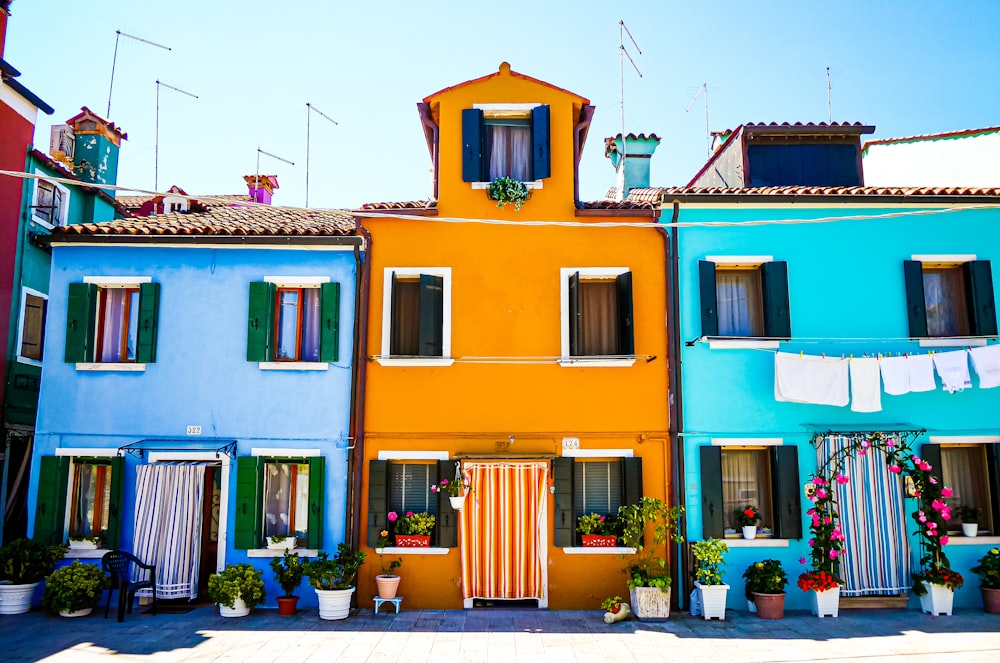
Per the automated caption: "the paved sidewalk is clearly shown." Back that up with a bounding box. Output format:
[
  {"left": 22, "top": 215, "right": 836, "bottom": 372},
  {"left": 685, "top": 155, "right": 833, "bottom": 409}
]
[{"left": 1, "top": 605, "right": 999, "bottom": 662}]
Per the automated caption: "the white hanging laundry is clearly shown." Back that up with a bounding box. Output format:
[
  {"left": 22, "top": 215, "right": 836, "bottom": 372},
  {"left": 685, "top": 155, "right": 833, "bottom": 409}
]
[
  {"left": 879, "top": 355, "right": 910, "bottom": 395},
  {"left": 969, "top": 345, "right": 1000, "bottom": 389},
  {"left": 907, "top": 354, "right": 937, "bottom": 393},
  {"left": 850, "top": 358, "right": 882, "bottom": 412},
  {"left": 775, "top": 352, "right": 849, "bottom": 407},
  {"left": 932, "top": 350, "right": 971, "bottom": 393}
]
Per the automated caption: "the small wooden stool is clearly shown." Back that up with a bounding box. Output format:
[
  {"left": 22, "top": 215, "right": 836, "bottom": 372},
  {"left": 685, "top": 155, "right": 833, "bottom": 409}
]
[{"left": 374, "top": 596, "right": 403, "bottom": 615}]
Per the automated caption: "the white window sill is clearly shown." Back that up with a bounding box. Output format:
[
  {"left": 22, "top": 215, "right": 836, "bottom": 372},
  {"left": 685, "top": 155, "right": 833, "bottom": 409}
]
[
  {"left": 246, "top": 548, "right": 319, "bottom": 558},
  {"left": 943, "top": 535, "right": 1000, "bottom": 546},
  {"left": 75, "top": 363, "right": 146, "bottom": 372},
  {"left": 16, "top": 355, "right": 42, "bottom": 368},
  {"left": 374, "top": 357, "right": 455, "bottom": 367},
  {"left": 375, "top": 547, "right": 450, "bottom": 555},
  {"left": 707, "top": 339, "right": 781, "bottom": 350},
  {"left": 258, "top": 362, "right": 329, "bottom": 371},
  {"left": 470, "top": 180, "right": 543, "bottom": 190},
  {"left": 557, "top": 357, "right": 636, "bottom": 368},
  {"left": 30, "top": 215, "right": 58, "bottom": 230},
  {"left": 64, "top": 548, "right": 111, "bottom": 559},
  {"left": 723, "top": 538, "right": 789, "bottom": 548},
  {"left": 562, "top": 546, "right": 636, "bottom": 555},
  {"left": 918, "top": 338, "right": 989, "bottom": 348}
]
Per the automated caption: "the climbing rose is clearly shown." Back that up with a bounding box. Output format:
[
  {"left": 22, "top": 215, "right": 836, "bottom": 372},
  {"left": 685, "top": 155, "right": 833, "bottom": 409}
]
[
  {"left": 929, "top": 477, "right": 938, "bottom": 484},
  {"left": 406, "top": 511, "right": 414, "bottom": 517},
  {"left": 387, "top": 511, "right": 398, "bottom": 522},
  {"left": 799, "top": 557, "right": 807, "bottom": 565},
  {"left": 812, "top": 477, "right": 827, "bottom": 486},
  {"left": 816, "top": 488, "right": 828, "bottom": 499},
  {"left": 941, "top": 487, "right": 953, "bottom": 498},
  {"left": 888, "top": 465, "right": 901, "bottom": 474},
  {"left": 829, "top": 550, "right": 839, "bottom": 559},
  {"left": 940, "top": 535, "right": 950, "bottom": 546},
  {"left": 836, "top": 473, "right": 849, "bottom": 485}
]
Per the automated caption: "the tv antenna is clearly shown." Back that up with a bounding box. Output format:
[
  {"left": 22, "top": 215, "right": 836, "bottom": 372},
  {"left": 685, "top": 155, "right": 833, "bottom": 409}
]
[
  {"left": 107, "top": 30, "right": 171, "bottom": 117},
  {"left": 618, "top": 20, "right": 643, "bottom": 200},
  {"left": 686, "top": 83, "right": 710, "bottom": 158},
  {"left": 155, "top": 80, "right": 198, "bottom": 191},
  {"left": 305, "top": 103, "right": 338, "bottom": 209},
  {"left": 254, "top": 148, "right": 295, "bottom": 202},
  {"left": 826, "top": 67, "right": 833, "bottom": 123}
]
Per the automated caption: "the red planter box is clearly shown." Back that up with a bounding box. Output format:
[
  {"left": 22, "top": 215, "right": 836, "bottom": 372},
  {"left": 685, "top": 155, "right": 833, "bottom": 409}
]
[
  {"left": 394, "top": 534, "right": 431, "bottom": 548},
  {"left": 581, "top": 534, "right": 618, "bottom": 547}
]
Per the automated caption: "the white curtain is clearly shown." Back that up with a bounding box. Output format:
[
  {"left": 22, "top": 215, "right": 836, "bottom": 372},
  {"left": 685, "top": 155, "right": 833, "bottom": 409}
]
[
  {"left": 923, "top": 270, "right": 963, "bottom": 336},
  {"left": 98, "top": 289, "right": 138, "bottom": 362},
  {"left": 941, "top": 447, "right": 986, "bottom": 529},
  {"left": 716, "top": 272, "right": 760, "bottom": 336},
  {"left": 133, "top": 463, "right": 206, "bottom": 600},
  {"left": 488, "top": 123, "right": 531, "bottom": 182}
]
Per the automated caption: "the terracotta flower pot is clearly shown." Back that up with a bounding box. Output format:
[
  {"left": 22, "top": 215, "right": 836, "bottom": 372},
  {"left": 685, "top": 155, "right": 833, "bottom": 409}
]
[
  {"left": 982, "top": 587, "right": 1000, "bottom": 615},
  {"left": 752, "top": 592, "right": 785, "bottom": 619},
  {"left": 277, "top": 596, "right": 298, "bottom": 616},
  {"left": 375, "top": 575, "right": 401, "bottom": 599}
]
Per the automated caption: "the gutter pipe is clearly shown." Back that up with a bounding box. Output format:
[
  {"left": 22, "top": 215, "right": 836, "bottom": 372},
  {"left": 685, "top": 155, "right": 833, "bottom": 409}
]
[{"left": 346, "top": 221, "right": 373, "bottom": 553}]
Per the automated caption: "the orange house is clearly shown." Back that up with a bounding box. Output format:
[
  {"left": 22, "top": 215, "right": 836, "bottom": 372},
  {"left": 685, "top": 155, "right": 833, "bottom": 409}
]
[{"left": 356, "top": 63, "right": 672, "bottom": 610}]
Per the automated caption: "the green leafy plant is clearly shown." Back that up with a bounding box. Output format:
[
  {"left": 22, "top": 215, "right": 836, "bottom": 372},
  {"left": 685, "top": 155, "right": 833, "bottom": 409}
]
[
  {"left": 577, "top": 513, "right": 618, "bottom": 536},
  {"left": 430, "top": 473, "right": 471, "bottom": 497},
  {"left": 303, "top": 543, "right": 366, "bottom": 590},
  {"left": 600, "top": 595, "right": 624, "bottom": 613},
  {"left": 375, "top": 528, "right": 401, "bottom": 576},
  {"left": 618, "top": 497, "right": 685, "bottom": 590},
  {"left": 392, "top": 511, "right": 436, "bottom": 536},
  {"left": 971, "top": 547, "right": 1000, "bottom": 590},
  {"left": 268, "top": 534, "right": 288, "bottom": 543},
  {"left": 0, "top": 538, "right": 66, "bottom": 584},
  {"left": 958, "top": 505, "right": 982, "bottom": 524},
  {"left": 691, "top": 538, "right": 729, "bottom": 586},
  {"left": 742, "top": 559, "right": 788, "bottom": 602},
  {"left": 912, "top": 566, "right": 964, "bottom": 594},
  {"left": 41, "top": 561, "right": 109, "bottom": 614},
  {"left": 207, "top": 563, "right": 266, "bottom": 609},
  {"left": 269, "top": 551, "right": 305, "bottom": 598},
  {"left": 735, "top": 505, "right": 761, "bottom": 527},
  {"left": 487, "top": 176, "right": 530, "bottom": 211},
  {"left": 68, "top": 534, "right": 100, "bottom": 544}
]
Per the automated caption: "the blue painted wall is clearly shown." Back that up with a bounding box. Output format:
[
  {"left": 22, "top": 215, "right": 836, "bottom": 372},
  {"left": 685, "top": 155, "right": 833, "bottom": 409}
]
[
  {"left": 29, "top": 243, "right": 358, "bottom": 608},
  {"left": 675, "top": 203, "right": 1000, "bottom": 611}
]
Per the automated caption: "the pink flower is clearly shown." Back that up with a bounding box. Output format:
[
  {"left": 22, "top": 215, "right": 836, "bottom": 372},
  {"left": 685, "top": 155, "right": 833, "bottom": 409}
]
[
  {"left": 927, "top": 529, "right": 938, "bottom": 537},
  {"left": 406, "top": 511, "right": 414, "bottom": 517},
  {"left": 859, "top": 448, "right": 867, "bottom": 456},
  {"left": 599, "top": 515, "right": 606, "bottom": 521},
  {"left": 913, "top": 491, "right": 921, "bottom": 498},
  {"left": 941, "top": 488, "right": 953, "bottom": 498},
  {"left": 807, "top": 508, "right": 816, "bottom": 516},
  {"left": 812, "top": 477, "right": 826, "bottom": 486},
  {"left": 387, "top": 511, "right": 398, "bottom": 522},
  {"left": 829, "top": 550, "right": 839, "bottom": 559},
  {"left": 912, "top": 456, "right": 922, "bottom": 464},
  {"left": 816, "top": 488, "right": 828, "bottom": 499},
  {"left": 927, "top": 522, "right": 937, "bottom": 530},
  {"left": 940, "top": 535, "right": 950, "bottom": 546},
  {"left": 812, "top": 515, "right": 821, "bottom": 527},
  {"left": 931, "top": 500, "right": 945, "bottom": 511},
  {"left": 941, "top": 508, "right": 952, "bottom": 520},
  {"left": 809, "top": 539, "right": 815, "bottom": 547},
  {"left": 919, "top": 515, "right": 927, "bottom": 523},
  {"left": 799, "top": 557, "right": 807, "bottom": 565},
  {"left": 888, "top": 465, "right": 901, "bottom": 474},
  {"left": 823, "top": 517, "right": 832, "bottom": 525},
  {"left": 836, "top": 473, "right": 849, "bottom": 485},
  {"left": 929, "top": 477, "right": 938, "bottom": 484},
  {"left": 441, "top": 479, "right": 449, "bottom": 485},
  {"left": 861, "top": 440, "right": 870, "bottom": 448},
  {"left": 886, "top": 439, "right": 895, "bottom": 448}
]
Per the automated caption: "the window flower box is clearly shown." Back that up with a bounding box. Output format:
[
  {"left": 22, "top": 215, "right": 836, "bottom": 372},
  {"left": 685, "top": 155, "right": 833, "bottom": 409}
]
[
  {"left": 581, "top": 534, "right": 618, "bottom": 547},
  {"left": 394, "top": 534, "right": 431, "bottom": 548}
]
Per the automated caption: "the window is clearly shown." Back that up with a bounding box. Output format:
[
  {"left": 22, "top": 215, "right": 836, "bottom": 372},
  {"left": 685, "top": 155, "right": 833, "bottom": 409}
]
[
  {"left": 389, "top": 463, "right": 438, "bottom": 516},
  {"left": 699, "top": 445, "right": 801, "bottom": 540},
  {"left": 367, "top": 459, "right": 458, "bottom": 548},
  {"left": 562, "top": 268, "right": 634, "bottom": 359},
  {"left": 64, "top": 280, "right": 160, "bottom": 364},
  {"left": 234, "top": 455, "right": 325, "bottom": 549},
  {"left": 380, "top": 268, "right": 451, "bottom": 362},
  {"left": 246, "top": 280, "right": 340, "bottom": 364},
  {"left": 904, "top": 259, "right": 996, "bottom": 338},
  {"left": 31, "top": 179, "right": 70, "bottom": 228},
  {"left": 923, "top": 442, "right": 1000, "bottom": 536},
  {"left": 552, "top": 456, "right": 642, "bottom": 547},
  {"left": 33, "top": 456, "right": 124, "bottom": 547},
  {"left": 699, "top": 259, "right": 790, "bottom": 339},
  {"left": 462, "top": 105, "right": 550, "bottom": 183},
  {"left": 16, "top": 288, "right": 47, "bottom": 365}
]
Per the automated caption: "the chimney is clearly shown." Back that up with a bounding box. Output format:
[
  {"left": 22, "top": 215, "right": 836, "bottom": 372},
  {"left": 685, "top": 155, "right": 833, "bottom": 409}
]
[
  {"left": 0, "top": 1, "right": 10, "bottom": 60},
  {"left": 244, "top": 174, "right": 279, "bottom": 205},
  {"left": 605, "top": 133, "right": 661, "bottom": 200},
  {"left": 65, "top": 106, "right": 126, "bottom": 194}
]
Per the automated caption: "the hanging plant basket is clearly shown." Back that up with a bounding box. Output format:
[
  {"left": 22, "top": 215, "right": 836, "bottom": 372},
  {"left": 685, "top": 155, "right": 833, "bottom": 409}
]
[
  {"left": 449, "top": 494, "right": 467, "bottom": 510},
  {"left": 487, "top": 177, "right": 530, "bottom": 211}
]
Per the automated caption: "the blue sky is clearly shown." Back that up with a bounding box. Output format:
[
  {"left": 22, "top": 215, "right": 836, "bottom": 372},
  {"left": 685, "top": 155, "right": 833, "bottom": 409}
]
[{"left": 6, "top": 1, "right": 999, "bottom": 208}]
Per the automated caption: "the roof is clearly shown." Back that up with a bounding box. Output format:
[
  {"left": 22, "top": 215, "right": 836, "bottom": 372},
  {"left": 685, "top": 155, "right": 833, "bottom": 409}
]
[
  {"left": 862, "top": 126, "right": 1000, "bottom": 152},
  {"left": 65, "top": 106, "right": 127, "bottom": 141},
  {"left": 598, "top": 185, "right": 1000, "bottom": 205},
  {"left": 54, "top": 205, "right": 358, "bottom": 238},
  {"left": 358, "top": 200, "right": 437, "bottom": 212},
  {"left": 422, "top": 62, "right": 589, "bottom": 104},
  {"left": 0, "top": 56, "right": 54, "bottom": 115},
  {"left": 29, "top": 149, "right": 128, "bottom": 215},
  {"left": 117, "top": 192, "right": 253, "bottom": 211}
]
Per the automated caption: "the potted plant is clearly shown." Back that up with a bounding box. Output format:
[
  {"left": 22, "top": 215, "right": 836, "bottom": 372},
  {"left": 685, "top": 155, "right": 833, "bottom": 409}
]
[
  {"left": 67, "top": 534, "right": 101, "bottom": 551},
  {"left": 303, "top": 543, "right": 366, "bottom": 620},
  {"left": 0, "top": 538, "right": 66, "bottom": 615},
  {"left": 390, "top": 511, "right": 436, "bottom": 548},
  {"left": 577, "top": 513, "right": 618, "bottom": 547},
  {"left": 913, "top": 566, "right": 964, "bottom": 616},
  {"left": 971, "top": 547, "right": 1000, "bottom": 614},
  {"left": 618, "top": 497, "right": 685, "bottom": 621},
  {"left": 797, "top": 570, "right": 841, "bottom": 618},
  {"left": 266, "top": 533, "right": 298, "bottom": 551},
  {"left": 958, "top": 505, "right": 981, "bottom": 537},
  {"left": 269, "top": 550, "right": 305, "bottom": 616},
  {"left": 487, "top": 176, "right": 530, "bottom": 211},
  {"left": 374, "top": 529, "right": 402, "bottom": 599},
  {"left": 743, "top": 558, "right": 787, "bottom": 619},
  {"left": 691, "top": 538, "right": 729, "bottom": 620},
  {"left": 736, "top": 505, "right": 761, "bottom": 540},
  {"left": 207, "top": 563, "right": 266, "bottom": 618},
  {"left": 40, "top": 561, "right": 108, "bottom": 617},
  {"left": 600, "top": 595, "right": 630, "bottom": 623},
  {"left": 431, "top": 471, "right": 471, "bottom": 510}
]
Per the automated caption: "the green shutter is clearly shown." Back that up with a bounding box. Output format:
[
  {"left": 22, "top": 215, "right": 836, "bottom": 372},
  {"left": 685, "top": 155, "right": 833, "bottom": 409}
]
[
  {"left": 698, "top": 261, "right": 718, "bottom": 337},
  {"left": 699, "top": 446, "right": 724, "bottom": 539},
  {"left": 306, "top": 456, "right": 325, "bottom": 549},
  {"left": 33, "top": 456, "right": 69, "bottom": 545},
  {"left": 418, "top": 274, "right": 443, "bottom": 357},
  {"left": 621, "top": 457, "right": 643, "bottom": 507},
  {"left": 553, "top": 457, "right": 575, "bottom": 547},
  {"left": 65, "top": 282, "right": 96, "bottom": 363},
  {"left": 436, "top": 460, "right": 458, "bottom": 547},
  {"left": 761, "top": 261, "right": 791, "bottom": 339},
  {"left": 965, "top": 260, "right": 997, "bottom": 337},
  {"left": 104, "top": 456, "right": 125, "bottom": 548},
  {"left": 771, "top": 446, "right": 801, "bottom": 539},
  {"left": 234, "top": 456, "right": 263, "bottom": 549},
  {"left": 319, "top": 282, "right": 341, "bottom": 363},
  {"left": 904, "top": 260, "right": 928, "bottom": 338},
  {"left": 135, "top": 282, "right": 160, "bottom": 363},
  {"left": 616, "top": 271, "right": 635, "bottom": 355},
  {"left": 920, "top": 444, "right": 944, "bottom": 487},
  {"left": 368, "top": 460, "right": 389, "bottom": 547},
  {"left": 568, "top": 271, "right": 581, "bottom": 356},
  {"left": 462, "top": 108, "right": 485, "bottom": 183},
  {"left": 531, "top": 104, "right": 551, "bottom": 180},
  {"left": 246, "top": 281, "right": 275, "bottom": 362}
]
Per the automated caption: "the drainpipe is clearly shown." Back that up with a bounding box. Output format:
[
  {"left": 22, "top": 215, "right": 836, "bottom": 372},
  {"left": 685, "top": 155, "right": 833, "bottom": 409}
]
[{"left": 346, "top": 220, "right": 373, "bottom": 553}]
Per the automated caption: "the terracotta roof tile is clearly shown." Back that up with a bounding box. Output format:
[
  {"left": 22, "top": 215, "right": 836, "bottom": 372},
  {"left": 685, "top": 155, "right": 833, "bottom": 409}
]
[
  {"left": 863, "top": 126, "right": 1000, "bottom": 150},
  {"left": 116, "top": 193, "right": 252, "bottom": 210},
  {"left": 358, "top": 200, "right": 437, "bottom": 211},
  {"left": 602, "top": 185, "right": 1000, "bottom": 203}
]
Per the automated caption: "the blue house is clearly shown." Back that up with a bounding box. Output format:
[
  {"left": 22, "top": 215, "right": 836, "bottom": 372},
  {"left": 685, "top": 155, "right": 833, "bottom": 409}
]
[{"left": 26, "top": 205, "right": 362, "bottom": 607}]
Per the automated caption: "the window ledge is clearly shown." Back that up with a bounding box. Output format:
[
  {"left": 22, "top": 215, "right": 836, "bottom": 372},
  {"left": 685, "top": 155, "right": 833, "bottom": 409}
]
[
  {"left": 470, "top": 180, "right": 543, "bottom": 190},
  {"left": 374, "top": 357, "right": 455, "bottom": 367},
  {"left": 258, "top": 362, "right": 329, "bottom": 371},
  {"left": 918, "top": 338, "right": 989, "bottom": 348},
  {"left": 943, "top": 535, "right": 1000, "bottom": 546},
  {"left": 375, "top": 547, "right": 450, "bottom": 555},
  {"left": 246, "top": 548, "right": 320, "bottom": 558},
  {"left": 562, "top": 546, "right": 636, "bottom": 555},
  {"left": 75, "top": 363, "right": 146, "bottom": 372},
  {"left": 722, "top": 539, "right": 789, "bottom": 548},
  {"left": 16, "top": 355, "right": 42, "bottom": 368},
  {"left": 557, "top": 357, "right": 636, "bottom": 368},
  {"left": 707, "top": 339, "right": 781, "bottom": 350},
  {"left": 64, "top": 548, "right": 111, "bottom": 559}
]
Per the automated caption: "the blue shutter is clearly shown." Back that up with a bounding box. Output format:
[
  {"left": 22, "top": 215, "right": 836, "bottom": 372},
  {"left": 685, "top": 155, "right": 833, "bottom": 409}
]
[
  {"left": 462, "top": 109, "right": 484, "bottom": 182},
  {"left": 531, "top": 104, "right": 551, "bottom": 180},
  {"left": 418, "top": 274, "right": 443, "bottom": 357},
  {"left": 553, "top": 457, "right": 575, "bottom": 547}
]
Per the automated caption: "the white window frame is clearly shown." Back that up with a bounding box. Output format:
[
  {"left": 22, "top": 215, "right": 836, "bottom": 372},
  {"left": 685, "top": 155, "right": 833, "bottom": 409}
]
[
  {"left": 377, "top": 267, "right": 453, "bottom": 366},
  {"left": 30, "top": 177, "right": 71, "bottom": 229},
  {"left": 910, "top": 254, "right": 988, "bottom": 347},
  {"left": 76, "top": 276, "right": 152, "bottom": 371},
  {"left": 558, "top": 267, "right": 635, "bottom": 367},
  {"left": 15, "top": 287, "right": 47, "bottom": 367},
  {"left": 704, "top": 255, "right": 780, "bottom": 350},
  {"left": 469, "top": 103, "right": 544, "bottom": 188}
]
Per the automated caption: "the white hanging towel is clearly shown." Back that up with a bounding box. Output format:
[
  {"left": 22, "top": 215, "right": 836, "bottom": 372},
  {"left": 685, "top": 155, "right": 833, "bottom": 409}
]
[
  {"left": 969, "top": 345, "right": 1000, "bottom": 389},
  {"left": 775, "top": 352, "right": 850, "bottom": 406},
  {"left": 932, "top": 350, "right": 971, "bottom": 393},
  {"left": 879, "top": 355, "right": 910, "bottom": 395},
  {"left": 907, "top": 354, "right": 937, "bottom": 392},
  {"left": 850, "top": 358, "right": 882, "bottom": 412}
]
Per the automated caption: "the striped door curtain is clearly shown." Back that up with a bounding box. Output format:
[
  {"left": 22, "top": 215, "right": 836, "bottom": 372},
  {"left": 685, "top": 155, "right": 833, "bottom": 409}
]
[
  {"left": 133, "top": 463, "right": 206, "bottom": 600},
  {"left": 459, "top": 462, "right": 547, "bottom": 601},
  {"left": 820, "top": 435, "right": 910, "bottom": 596}
]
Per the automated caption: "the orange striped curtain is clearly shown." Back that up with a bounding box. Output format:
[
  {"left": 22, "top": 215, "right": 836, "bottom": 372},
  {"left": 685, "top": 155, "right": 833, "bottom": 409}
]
[{"left": 460, "top": 462, "right": 547, "bottom": 600}]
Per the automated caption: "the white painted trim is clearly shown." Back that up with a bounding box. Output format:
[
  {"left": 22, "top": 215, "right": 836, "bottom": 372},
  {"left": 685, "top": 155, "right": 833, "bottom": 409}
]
[
  {"left": 723, "top": 538, "right": 789, "bottom": 548},
  {"left": 377, "top": 450, "right": 449, "bottom": 461},
  {"left": 55, "top": 448, "right": 119, "bottom": 457},
  {"left": 374, "top": 547, "right": 450, "bottom": 555},
  {"left": 82, "top": 276, "right": 153, "bottom": 286},
  {"left": 148, "top": 451, "right": 228, "bottom": 463},
  {"left": 470, "top": 180, "right": 543, "bottom": 190},
  {"left": 944, "top": 536, "right": 1000, "bottom": 546},
  {"left": 708, "top": 339, "right": 781, "bottom": 350},
  {"left": 703, "top": 255, "right": 774, "bottom": 265},
  {"left": 559, "top": 267, "right": 630, "bottom": 359},
  {"left": 928, "top": 435, "right": 1000, "bottom": 445},
  {"left": 711, "top": 438, "right": 784, "bottom": 447},
  {"left": 258, "top": 362, "right": 329, "bottom": 371},
  {"left": 251, "top": 448, "right": 322, "bottom": 457},
  {"left": 263, "top": 276, "right": 330, "bottom": 287},
  {"left": 30, "top": 177, "right": 71, "bottom": 229},
  {"left": 247, "top": 548, "right": 319, "bottom": 558},
  {"left": 54, "top": 243, "right": 358, "bottom": 251},
  {"left": 374, "top": 357, "right": 455, "bottom": 367},
  {"left": 75, "top": 363, "right": 146, "bottom": 372},
  {"left": 380, "top": 267, "right": 452, "bottom": 360},
  {"left": 0, "top": 82, "right": 41, "bottom": 122},
  {"left": 557, "top": 358, "right": 636, "bottom": 368},
  {"left": 911, "top": 254, "right": 977, "bottom": 263},
  {"left": 473, "top": 103, "right": 541, "bottom": 112},
  {"left": 64, "top": 548, "right": 111, "bottom": 559},
  {"left": 562, "top": 547, "right": 636, "bottom": 555},
  {"left": 919, "top": 338, "right": 987, "bottom": 348},
  {"left": 561, "top": 448, "right": 634, "bottom": 458},
  {"left": 14, "top": 287, "right": 46, "bottom": 367}
]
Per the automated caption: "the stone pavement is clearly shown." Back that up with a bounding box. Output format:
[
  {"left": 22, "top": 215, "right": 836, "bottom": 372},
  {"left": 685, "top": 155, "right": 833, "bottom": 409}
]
[{"left": 1, "top": 605, "right": 999, "bottom": 663}]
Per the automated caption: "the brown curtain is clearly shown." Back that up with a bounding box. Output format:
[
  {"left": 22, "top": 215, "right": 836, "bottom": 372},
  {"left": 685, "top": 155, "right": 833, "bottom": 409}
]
[
  {"left": 580, "top": 281, "right": 618, "bottom": 355},
  {"left": 391, "top": 280, "right": 420, "bottom": 355}
]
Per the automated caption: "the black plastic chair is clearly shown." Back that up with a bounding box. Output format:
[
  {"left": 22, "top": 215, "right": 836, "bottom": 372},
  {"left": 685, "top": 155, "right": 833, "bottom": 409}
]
[{"left": 102, "top": 550, "right": 157, "bottom": 622}]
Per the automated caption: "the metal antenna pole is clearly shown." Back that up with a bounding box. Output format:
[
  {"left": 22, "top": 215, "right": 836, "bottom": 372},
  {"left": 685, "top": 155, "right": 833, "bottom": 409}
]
[
  {"left": 254, "top": 148, "right": 295, "bottom": 203},
  {"left": 686, "top": 83, "right": 710, "bottom": 158},
  {"left": 305, "top": 103, "right": 338, "bottom": 208},
  {"left": 618, "top": 20, "right": 642, "bottom": 200},
  {"left": 107, "top": 30, "right": 171, "bottom": 118},
  {"left": 827, "top": 67, "right": 833, "bottom": 123},
  {"left": 155, "top": 80, "right": 198, "bottom": 191}
]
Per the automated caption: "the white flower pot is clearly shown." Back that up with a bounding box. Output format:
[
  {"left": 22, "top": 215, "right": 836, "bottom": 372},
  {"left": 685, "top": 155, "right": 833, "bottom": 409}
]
[
  {"left": 0, "top": 581, "right": 40, "bottom": 615},
  {"left": 68, "top": 540, "right": 98, "bottom": 551},
  {"left": 919, "top": 582, "right": 954, "bottom": 617},
  {"left": 629, "top": 586, "right": 671, "bottom": 621},
  {"left": 962, "top": 522, "right": 979, "bottom": 537},
  {"left": 267, "top": 537, "right": 297, "bottom": 551},
  {"left": 742, "top": 525, "right": 757, "bottom": 540},
  {"left": 695, "top": 581, "right": 729, "bottom": 620},
  {"left": 59, "top": 607, "right": 93, "bottom": 618},
  {"left": 810, "top": 586, "right": 840, "bottom": 618},
  {"left": 315, "top": 586, "right": 355, "bottom": 620},
  {"left": 219, "top": 597, "right": 250, "bottom": 618},
  {"left": 449, "top": 495, "right": 466, "bottom": 510}
]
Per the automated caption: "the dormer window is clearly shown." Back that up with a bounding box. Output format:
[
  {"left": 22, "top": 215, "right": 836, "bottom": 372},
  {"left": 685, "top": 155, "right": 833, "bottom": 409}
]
[{"left": 462, "top": 104, "right": 550, "bottom": 183}]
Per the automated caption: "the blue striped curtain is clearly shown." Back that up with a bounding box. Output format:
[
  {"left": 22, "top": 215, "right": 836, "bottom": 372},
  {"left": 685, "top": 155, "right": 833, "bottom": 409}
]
[
  {"left": 820, "top": 435, "right": 910, "bottom": 596},
  {"left": 133, "top": 463, "right": 206, "bottom": 600}
]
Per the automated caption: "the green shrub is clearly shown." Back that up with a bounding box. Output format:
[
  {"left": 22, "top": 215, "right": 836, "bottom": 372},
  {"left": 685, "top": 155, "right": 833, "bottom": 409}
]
[
  {"left": 269, "top": 551, "right": 305, "bottom": 598},
  {"left": 692, "top": 539, "right": 729, "bottom": 586},
  {"left": 41, "top": 561, "right": 108, "bottom": 614},
  {"left": 303, "top": 543, "right": 366, "bottom": 590},
  {"left": 207, "top": 563, "right": 266, "bottom": 609},
  {"left": 0, "top": 538, "right": 67, "bottom": 584},
  {"left": 743, "top": 558, "right": 788, "bottom": 601},
  {"left": 971, "top": 547, "right": 1000, "bottom": 590}
]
